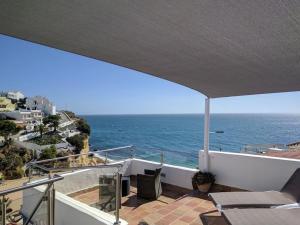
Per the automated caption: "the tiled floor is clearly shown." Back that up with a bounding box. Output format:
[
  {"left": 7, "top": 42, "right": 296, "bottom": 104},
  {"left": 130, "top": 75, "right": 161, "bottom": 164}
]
[
  {"left": 71, "top": 176, "right": 227, "bottom": 225},
  {"left": 120, "top": 178, "right": 226, "bottom": 225}
]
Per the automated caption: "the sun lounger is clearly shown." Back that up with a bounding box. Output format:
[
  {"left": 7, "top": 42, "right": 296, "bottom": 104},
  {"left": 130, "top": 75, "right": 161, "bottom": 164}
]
[
  {"left": 222, "top": 208, "right": 300, "bottom": 225},
  {"left": 210, "top": 168, "right": 300, "bottom": 210}
]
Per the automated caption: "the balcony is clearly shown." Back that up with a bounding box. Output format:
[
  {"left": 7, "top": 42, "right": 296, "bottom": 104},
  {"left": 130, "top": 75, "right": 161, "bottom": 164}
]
[
  {"left": 1, "top": 149, "right": 298, "bottom": 225},
  {"left": 1, "top": 2, "right": 300, "bottom": 224}
]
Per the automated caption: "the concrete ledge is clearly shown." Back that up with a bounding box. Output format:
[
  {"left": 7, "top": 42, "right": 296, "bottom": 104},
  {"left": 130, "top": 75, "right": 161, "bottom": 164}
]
[{"left": 199, "top": 150, "right": 300, "bottom": 191}]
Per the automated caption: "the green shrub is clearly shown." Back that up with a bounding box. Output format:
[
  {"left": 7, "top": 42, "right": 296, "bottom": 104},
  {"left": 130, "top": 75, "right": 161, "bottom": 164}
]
[
  {"left": 17, "top": 148, "right": 33, "bottom": 163},
  {"left": 56, "top": 151, "right": 69, "bottom": 158},
  {"left": 43, "top": 115, "right": 61, "bottom": 131},
  {"left": 30, "top": 132, "right": 62, "bottom": 145},
  {"left": 0, "top": 120, "right": 20, "bottom": 145},
  {"left": 66, "top": 134, "right": 85, "bottom": 154},
  {"left": 0, "top": 145, "right": 32, "bottom": 180},
  {"left": 0, "top": 152, "right": 23, "bottom": 171},
  {"left": 5, "top": 168, "right": 24, "bottom": 179},
  {"left": 39, "top": 145, "right": 57, "bottom": 160},
  {"left": 76, "top": 119, "right": 91, "bottom": 135}
]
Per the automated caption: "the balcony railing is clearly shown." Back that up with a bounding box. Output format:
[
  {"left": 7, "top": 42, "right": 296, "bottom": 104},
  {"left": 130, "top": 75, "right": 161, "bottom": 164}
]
[
  {"left": 92, "top": 145, "right": 164, "bottom": 165},
  {"left": 241, "top": 144, "right": 287, "bottom": 154},
  {"left": 27, "top": 154, "right": 125, "bottom": 225},
  {"left": 0, "top": 175, "right": 63, "bottom": 225}
]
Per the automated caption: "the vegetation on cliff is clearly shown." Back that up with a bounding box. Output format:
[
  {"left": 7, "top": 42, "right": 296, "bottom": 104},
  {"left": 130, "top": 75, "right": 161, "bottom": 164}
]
[{"left": 66, "top": 134, "right": 87, "bottom": 154}]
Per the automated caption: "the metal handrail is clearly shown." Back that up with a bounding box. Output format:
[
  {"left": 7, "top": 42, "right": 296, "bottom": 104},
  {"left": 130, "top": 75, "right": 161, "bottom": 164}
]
[
  {"left": 27, "top": 145, "right": 134, "bottom": 167},
  {"left": 1, "top": 175, "right": 63, "bottom": 225},
  {"left": 29, "top": 160, "right": 123, "bottom": 172},
  {"left": 25, "top": 147, "right": 164, "bottom": 225},
  {"left": 27, "top": 152, "right": 94, "bottom": 165},
  {"left": 0, "top": 175, "right": 63, "bottom": 196},
  {"left": 97, "top": 145, "right": 133, "bottom": 152},
  {"left": 28, "top": 158, "right": 124, "bottom": 225}
]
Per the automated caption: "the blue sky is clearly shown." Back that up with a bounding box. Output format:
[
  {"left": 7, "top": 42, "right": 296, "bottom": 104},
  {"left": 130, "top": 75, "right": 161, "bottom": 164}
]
[{"left": 1, "top": 34, "right": 300, "bottom": 114}]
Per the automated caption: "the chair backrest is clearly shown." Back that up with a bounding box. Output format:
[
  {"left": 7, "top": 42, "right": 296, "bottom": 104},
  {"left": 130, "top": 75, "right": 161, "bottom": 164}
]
[
  {"left": 144, "top": 168, "right": 162, "bottom": 178},
  {"left": 281, "top": 168, "right": 300, "bottom": 202}
]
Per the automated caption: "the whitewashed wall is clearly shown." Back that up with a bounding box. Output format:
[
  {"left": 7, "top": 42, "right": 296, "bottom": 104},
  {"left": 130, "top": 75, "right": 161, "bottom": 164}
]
[
  {"left": 18, "top": 132, "right": 40, "bottom": 141},
  {"left": 22, "top": 187, "right": 128, "bottom": 225},
  {"left": 199, "top": 150, "right": 300, "bottom": 191},
  {"left": 130, "top": 159, "right": 198, "bottom": 190}
]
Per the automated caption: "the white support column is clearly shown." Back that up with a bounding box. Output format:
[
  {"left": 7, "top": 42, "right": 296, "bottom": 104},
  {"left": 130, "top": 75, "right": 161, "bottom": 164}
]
[{"left": 203, "top": 97, "right": 210, "bottom": 171}]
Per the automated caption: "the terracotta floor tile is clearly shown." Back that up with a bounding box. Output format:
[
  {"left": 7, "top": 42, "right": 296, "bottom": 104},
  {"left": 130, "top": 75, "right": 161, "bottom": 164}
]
[
  {"left": 190, "top": 221, "right": 203, "bottom": 225},
  {"left": 162, "top": 213, "right": 180, "bottom": 222},
  {"left": 186, "top": 200, "right": 199, "bottom": 207},
  {"left": 180, "top": 215, "right": 196, "bottom": 223},
  {"left": 170, "top": 220, "right": 189, "bottom": 225},
  {"left": 157, "top": 208, "right": 173, "bottom": 215},
  {"left": 155, "top": 218, "right": 173, "bottom": 225},
  {"left": 69, "top": 176, "right": 221, "bottom": 225},
  {"left": 194, "top": 206, "right": 210, "bottom": 213}
]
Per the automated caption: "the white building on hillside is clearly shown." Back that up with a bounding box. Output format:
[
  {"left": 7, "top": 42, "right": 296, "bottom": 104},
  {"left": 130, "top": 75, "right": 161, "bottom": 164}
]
[
  {"left": 4, "top": 109, "right": 43, "bottom": 127},
  {"left": 26, "top": 96, "right": 56, "bottom": 115},
  {"left": 7, "top": 91, "right": 25, "bottom": 101}
]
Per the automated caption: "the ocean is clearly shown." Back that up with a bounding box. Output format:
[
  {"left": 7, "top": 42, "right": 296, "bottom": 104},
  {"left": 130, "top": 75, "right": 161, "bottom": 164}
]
[{"left": 82, "top": 114, "right": 300, "bottom": 168}]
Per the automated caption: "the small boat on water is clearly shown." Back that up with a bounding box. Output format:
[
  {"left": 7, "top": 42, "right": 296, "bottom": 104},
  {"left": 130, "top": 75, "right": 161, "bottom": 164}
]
[{"left": 215, "top": 130, "right": 224, "bottom": 133}]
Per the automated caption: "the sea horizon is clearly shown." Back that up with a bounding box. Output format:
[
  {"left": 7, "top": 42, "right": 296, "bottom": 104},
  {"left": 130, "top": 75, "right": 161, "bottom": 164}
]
[{"left": 79, "top": 112, "right": 300, "bottom": 116}]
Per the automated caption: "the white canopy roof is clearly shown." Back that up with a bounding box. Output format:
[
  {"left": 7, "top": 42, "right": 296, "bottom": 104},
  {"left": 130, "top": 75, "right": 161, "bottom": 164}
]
[{"left": 1, "top": 1, "right": 300, "bottom": 98}]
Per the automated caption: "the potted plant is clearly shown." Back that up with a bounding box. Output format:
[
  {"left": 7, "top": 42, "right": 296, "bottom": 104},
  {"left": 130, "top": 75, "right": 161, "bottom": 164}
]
[{"left": 192, "top": 171, "right": 215, "bottom": 193}]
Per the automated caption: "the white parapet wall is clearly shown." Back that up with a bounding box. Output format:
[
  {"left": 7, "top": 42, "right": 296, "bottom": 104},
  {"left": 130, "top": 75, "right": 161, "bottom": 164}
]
[
  {"left": 199, "top": 150, "right": 300, "bottom": 191},
  {"left": 130, "top": 158, "right": 198, "bottom": 190},
  {"left": 22, "top": 186, "right": 128, "bottom": 225},
  {"left": 18, "top": 132, "right": 40, "bottom": 141}
]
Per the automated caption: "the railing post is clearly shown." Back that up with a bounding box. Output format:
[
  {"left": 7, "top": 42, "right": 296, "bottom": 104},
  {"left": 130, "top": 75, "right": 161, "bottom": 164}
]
[
  {"left": 160, "top": 152, "right": 164, "bottom": 165},
  {"left": 47, "top": 184, "right": 52, "bottom": 225},
  {"left": 46, "top": 182, "right": 56, "bottom": 225},
  {"left": 105, "top": 153, "right": 108, "bottom": 164},
  {"left": 51, "top": 187, "right": 55, "bottom": 225},
  {"left": 114, "top": 172, "right": 121, "bottom": 225},
  {"left": 203, "top": 97, "right": 210, "bottom": 172},
  {"left": 130, "top": 148, "right": 134, "bottom": 159},
  {"left": 1, "top": 195, "right": 6, "bottom": 225}
]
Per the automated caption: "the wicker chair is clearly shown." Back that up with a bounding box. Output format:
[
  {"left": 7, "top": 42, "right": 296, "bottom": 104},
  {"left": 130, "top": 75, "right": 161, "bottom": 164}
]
[{"left": 137, "top": 168, "right": 162, "bottom": 200}]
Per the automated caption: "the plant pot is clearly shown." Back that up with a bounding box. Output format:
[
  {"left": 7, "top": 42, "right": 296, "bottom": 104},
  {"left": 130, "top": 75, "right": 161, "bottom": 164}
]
[{"left": 197, "top": 183, "right": 212, "bottom": 193}]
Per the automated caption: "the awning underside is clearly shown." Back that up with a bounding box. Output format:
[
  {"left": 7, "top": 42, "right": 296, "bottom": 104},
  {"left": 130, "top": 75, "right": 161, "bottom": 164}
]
[{"left": 1, "top": 0, "right": 300, "bottom": 98}]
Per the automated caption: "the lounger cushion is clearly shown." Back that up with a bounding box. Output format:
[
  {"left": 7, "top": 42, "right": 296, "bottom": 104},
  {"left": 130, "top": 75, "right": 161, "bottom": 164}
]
[
  {"left": 281, "top": 168, "right": 300, "bottom": 202},
  {"left": 210, "top": 191, "right": 295, "bottom": 209},
  {"left": 223, "top": 208, "right": 300, "bottom": 225}
]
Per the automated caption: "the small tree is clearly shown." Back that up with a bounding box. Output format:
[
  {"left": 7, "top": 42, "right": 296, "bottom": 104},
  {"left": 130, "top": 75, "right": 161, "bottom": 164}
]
[
  {"left": 0, "top": 151, "right": 24, "bottom": 179},
  {"left": 17, "top": 148, "right": 33, "bottom": 164},
  {"left": 43, "top": 115, "right": 61, "bottom": 132},
  {"left": 76, "top": 119, "right": 91, "bottom": 135},
  {"left": 66, "top": 134, "right": 84, "bottom": 154},
  {"left": 0, "top": 120, "right": 19, "bottom": 145},
  {"left": 38, "top": 124, "right": 45, "bottom": 137},
  {"left": 39, "top": 145, "right": 57, "bottom": 160}
]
